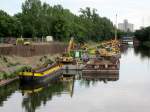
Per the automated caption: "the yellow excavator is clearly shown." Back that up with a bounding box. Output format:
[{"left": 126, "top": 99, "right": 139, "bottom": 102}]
[
  {"left": 58, "top": 37, "right": 75, "bottom": 64},
  {"left": 16, "top": 37, "right": 31, "bottom": 45}
]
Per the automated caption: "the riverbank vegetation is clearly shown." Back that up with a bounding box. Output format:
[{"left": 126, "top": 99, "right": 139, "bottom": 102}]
[
  {"left": 0, "top": 0, "right": 117, "bottom": 42},
  {"left": 134, "top": 26, "right": 150, "bottom": 47}
]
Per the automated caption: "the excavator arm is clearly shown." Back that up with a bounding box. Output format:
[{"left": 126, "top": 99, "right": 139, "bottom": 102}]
[{"left": 67, "top": 37, "right": 74, "bottom": 56}]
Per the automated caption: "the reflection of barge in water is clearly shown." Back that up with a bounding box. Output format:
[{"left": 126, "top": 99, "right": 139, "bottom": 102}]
[
  {"left": 20, "top": 82, "right": 44, "bottom": 94},
  {"left": 19, "top": 78, "right": 60, "bottom": 95},
  {"left": 19, "top": 63, "right": 63, "bottom": 83},
  {"left": 20, "top": 75, "right": 75, "bottom": 97},
  {"left": 82, "top": 72, "right": 119, "bottom": 82},
  {"left": 19, "top": 79, "right": 74, "bottom": 112}
]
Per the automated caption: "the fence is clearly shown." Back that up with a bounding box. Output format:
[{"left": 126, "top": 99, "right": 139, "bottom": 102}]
[{"left": 0, "top": 37, "right": 48, "bottom": 44}]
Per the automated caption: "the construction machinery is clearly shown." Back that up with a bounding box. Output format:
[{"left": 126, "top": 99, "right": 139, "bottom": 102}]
[
  {"left": 58, "top": 37, "right": 75, "bottom": 64},
  {"left": 16, "top": 38, "right": 31, "bottom": 45}
]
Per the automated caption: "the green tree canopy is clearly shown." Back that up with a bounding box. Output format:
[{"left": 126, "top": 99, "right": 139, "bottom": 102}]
[{"left": 0, "top": 0, "right": 116, "bottom": 42}]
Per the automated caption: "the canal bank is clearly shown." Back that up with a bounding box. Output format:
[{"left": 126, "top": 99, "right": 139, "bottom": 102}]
[{"left": 0, "top": 77, "right": 18, "bottom": 87}]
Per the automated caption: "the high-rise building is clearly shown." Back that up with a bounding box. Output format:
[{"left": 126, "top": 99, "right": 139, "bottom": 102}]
[{"left": 118, "top": 19, "right": 134, "bottom": 32}]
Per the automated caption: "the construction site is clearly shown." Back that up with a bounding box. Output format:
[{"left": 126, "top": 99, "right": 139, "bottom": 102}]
[
  {"left": 0, "top": 36, "right": 121, "bottom": 85},
  {"left": 13, "top": 37, "right": 120, "bottom": 84}
]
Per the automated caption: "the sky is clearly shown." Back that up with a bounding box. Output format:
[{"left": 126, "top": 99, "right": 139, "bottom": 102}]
[{"left": 0, "top": 0, "right": 150, "bottom": 29}]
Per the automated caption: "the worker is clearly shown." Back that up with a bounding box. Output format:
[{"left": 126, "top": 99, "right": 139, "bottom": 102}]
[{"left": 82, "top": 52, "right": 89, "bottom": 62}]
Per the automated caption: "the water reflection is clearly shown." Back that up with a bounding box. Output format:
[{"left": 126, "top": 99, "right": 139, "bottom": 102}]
[
  {"left": 120, "top": 45, "right": 128, "bottom": 54},
  {"left": 60, "top": 75, "right": 75, "bottom": 97},
  {"left": 134, "top": 46, "right": 150, "bottom": 59},
  {"left": 0, "top": 80, "right": 19, "bottom": 106},
  {"left": 78, "top": 73, "right": 119, "bottom": 88},
  {"left": 20, "top": 76, "right": 75, "bottom": 112},
  {"left": 82, "top": 73, "right": 119, "bottom": 83},
  {"left": 120, "top": 44, "right": 135, "bottom": 55}
]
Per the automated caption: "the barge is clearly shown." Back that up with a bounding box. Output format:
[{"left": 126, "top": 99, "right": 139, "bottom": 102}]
[
  {"left": 82, "top": 58, "right": 120, "bottom": 74},
  {"left": 19, "top": 63, "right": 63, "bottom": 83}
]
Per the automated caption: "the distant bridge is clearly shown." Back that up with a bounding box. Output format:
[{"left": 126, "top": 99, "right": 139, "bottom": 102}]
[{"left": 121, "top": 36, "right": 134, "bottom": 44}]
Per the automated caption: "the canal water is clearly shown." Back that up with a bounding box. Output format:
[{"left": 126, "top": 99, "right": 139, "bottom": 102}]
[{"left": 0, "top": 46, "right": 150, "bottom": 112}]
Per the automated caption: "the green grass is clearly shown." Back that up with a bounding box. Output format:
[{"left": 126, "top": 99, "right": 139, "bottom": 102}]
[
  {"left": 0, "top": 66, "right": 32, "bottom": 80},
  {"left": 7, "top": 62, "right": 20, "bottom": 67}
]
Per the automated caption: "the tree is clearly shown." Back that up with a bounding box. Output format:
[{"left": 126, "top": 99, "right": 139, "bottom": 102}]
[
  {"left": 135, "top": 27, "right": 150, "bottom": 42},
  {"left": 0, "top": 0, "right": 115, "bottom": 42}
]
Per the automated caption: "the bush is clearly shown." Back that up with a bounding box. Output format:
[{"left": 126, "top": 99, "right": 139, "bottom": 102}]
[
  {"left": 45, "top": 59, "right": 54, "bottom": 65},
  {"left": 19, "top": 66, "right": 32, "bottom": 72},
  {"left": 1, "top": 56, "right": 8, "bottom": 63},
  {"left": 7, "top": 62, "right": 20, "bottom": 67},
  {"left": 9, "top": 73, "right": 17, "bottom": 78},
  {"left": 2, "top": 72, "right": 8, "bottom": 79},
  {"left": 0, "top": 73, "right": 3, "bottom": 80}
]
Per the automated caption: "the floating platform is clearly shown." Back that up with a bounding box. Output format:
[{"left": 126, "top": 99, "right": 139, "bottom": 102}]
[
  {"left": 82, "top": 57, "right": 120, "bottom": 75},
  {"left": 62, "top": 64, "right": 85, "bottom": 70}
]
